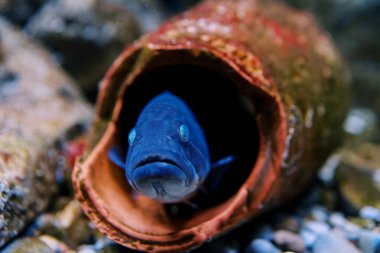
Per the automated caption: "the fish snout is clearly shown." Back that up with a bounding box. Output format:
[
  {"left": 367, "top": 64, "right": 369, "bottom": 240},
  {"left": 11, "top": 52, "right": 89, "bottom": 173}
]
[{"left": 129, "top": 161, "right": 193, "bottom": 202}]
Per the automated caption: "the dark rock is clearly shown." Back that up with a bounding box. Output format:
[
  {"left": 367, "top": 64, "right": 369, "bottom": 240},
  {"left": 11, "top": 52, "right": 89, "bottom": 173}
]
[
  {"left": 0, "top": 0, "right": 47, "bottom": 26},
  {"left": 26, "top": 0, "right": 141, "bottom": 101}
]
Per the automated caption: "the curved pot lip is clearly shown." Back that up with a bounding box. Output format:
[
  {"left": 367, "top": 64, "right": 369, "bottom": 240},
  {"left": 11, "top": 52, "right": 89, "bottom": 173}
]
[{"left": 74, "top": 38, "right": 287, "bottom": 252}]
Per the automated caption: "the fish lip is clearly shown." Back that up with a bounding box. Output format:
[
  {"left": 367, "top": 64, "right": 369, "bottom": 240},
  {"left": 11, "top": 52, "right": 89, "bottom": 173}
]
[
  {"left": 134, "top": 156, "right": 181, "bottom": 171},
  {"left": 129, "top": 150, "right": 196, "bottom": 183}
]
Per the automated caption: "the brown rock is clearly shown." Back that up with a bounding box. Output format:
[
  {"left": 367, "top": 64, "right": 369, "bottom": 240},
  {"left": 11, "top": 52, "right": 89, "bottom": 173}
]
[{"left": 0, "top": 17, "right": 92, "bottom": 247}]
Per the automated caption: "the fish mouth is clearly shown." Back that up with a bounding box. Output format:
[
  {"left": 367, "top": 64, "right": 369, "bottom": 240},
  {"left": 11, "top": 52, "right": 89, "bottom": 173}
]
[
  {"left": 129, "top": 161, "right": 189, "bottom": 202},
  {"left": 128, "top": 154, "right": 198, "bottom": 202},
  {"left": 134, "top": 156, "right": 182, "bottom": 171}
]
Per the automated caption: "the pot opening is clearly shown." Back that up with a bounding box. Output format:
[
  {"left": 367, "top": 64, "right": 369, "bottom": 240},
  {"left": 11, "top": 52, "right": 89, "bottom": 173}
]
[{"left": 116, "top": 64, "right": 260, "bottom": 217}]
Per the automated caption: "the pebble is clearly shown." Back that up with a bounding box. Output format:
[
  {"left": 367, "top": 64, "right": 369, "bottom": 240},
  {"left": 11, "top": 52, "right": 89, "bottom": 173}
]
[
  {"left": 273, "top": 230, "right": 305, "bottom": 253},
  {"left": 313, "top": 231, "right": 361, "bottom": 253},
  {"left": 358, "top": 230, "right": 380, "bottom": 253},
  {"left": 276, "top": 216, "right": 301, "bottom": 233},
  {"left": 329, "top": 212, "right": 347, "bottom": 228},
  {"left": 303, "top": 220, "right": 330, "bottom": 235},
  {"left": 349, "top": 217, "right": 376, "bottom": 229},
  {"left": 246, "top": 239, "right": 281, "bottom": 253},
  {"left": 300, "top": 229, "right": 318, "bottom": 249},
  {"left": 309, "top": 205, "right": 329, "bottom": 222},
  {"left": 360, "top": 206, "right": 380, "bottom": 222}
]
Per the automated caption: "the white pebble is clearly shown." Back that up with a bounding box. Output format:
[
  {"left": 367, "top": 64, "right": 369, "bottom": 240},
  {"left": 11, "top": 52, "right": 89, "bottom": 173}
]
[
  {"left": 248, "top": 239, "right": 281, "bottom": 253},
  {"left": 303, "top": 221, "right": 330, "bottom": 235},
  {"left": 360, "top": 206, "right": 380, "bottom": 222},
  {"left": 300, "top": 229, "right": 318, "bottom": 249},
  {"left": 358, "top": 230, "right": 380, "bottom": 253}
]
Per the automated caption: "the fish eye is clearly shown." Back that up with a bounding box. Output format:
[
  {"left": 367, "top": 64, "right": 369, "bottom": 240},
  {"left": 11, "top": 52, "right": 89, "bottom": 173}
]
[
  {"left": 128, "top": 128, "right": 136, "bottom": 146},
  {"left": 179, "top": 124, "right": 189, "bottom": 143}
]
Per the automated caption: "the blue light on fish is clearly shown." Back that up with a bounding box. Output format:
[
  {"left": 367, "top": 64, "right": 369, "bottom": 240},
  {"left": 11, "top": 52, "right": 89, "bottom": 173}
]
[{"left": 109, "top": 91, "right": 211, "bottom": 203}]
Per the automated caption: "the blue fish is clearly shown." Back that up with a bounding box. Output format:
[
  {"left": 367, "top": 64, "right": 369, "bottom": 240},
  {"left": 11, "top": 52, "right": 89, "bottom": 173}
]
[{"left": 109, "top": 91, "right": 211, "bottom": 203}]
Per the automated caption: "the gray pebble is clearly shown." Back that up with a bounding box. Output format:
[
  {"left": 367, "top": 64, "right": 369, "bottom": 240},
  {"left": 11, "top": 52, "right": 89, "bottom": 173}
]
[
  {"left": 273, "top": 230, "right": 305, "bottom": 253},
  {"left": 276, "top": 216, "right": 301, "bottom": 233},
  {"left": 358, "top": 230, "right": 380, "bottom": 253},
  {"left": 343, "top": 221, "right": 362, "bottom": 240},
  {"left": 303, "top": 220, "right": 330, "bottom": 235},
  {"left": 247, "top": 239, "right": 281, "bottom": 253},
  {"left": 360, "top": 206, "right": 380, "bottom": 222},
  {"left": 329, "top": 212, "right": 347, "bottom": 228},
  {"left": 309, "top": 205, "right": 329, "bottom": 222},
  {"left": 77, "top": 245, "right": 96, "bottom": 253},
  {"left": 313, "top": 231, "right": 361, "bottom": 253},
  {"left": 300, "top": 229, "right": 318, "bottom": 249}
]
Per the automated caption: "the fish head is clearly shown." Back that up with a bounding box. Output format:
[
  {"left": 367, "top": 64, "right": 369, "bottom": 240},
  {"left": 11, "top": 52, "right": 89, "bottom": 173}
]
[{"left": 124, "top": 92, "right": 210, "bottom": 203}]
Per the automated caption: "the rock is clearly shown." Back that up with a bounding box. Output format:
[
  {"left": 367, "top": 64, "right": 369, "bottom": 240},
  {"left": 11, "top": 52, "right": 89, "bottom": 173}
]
[
  {"left": 303, "top": 220, "right": 330, "bottom": 235},
  {"left": 246, "top": 239, "right": 281, "bottom": 253},
  {"left": 329, "top": 212, "right": 361, "bottom": 240},
  {"left": 349, "top": 217, "right": 376, "bottom": 230},
  {"left": 32, "top": 200, "right": 95, "bottom": 248},
  {"left": 275, "top": 216, "right": 301, "bottom": 233},
  {"left": 0, "top": 17, "right": 92, "bottom": 247},
  {"left": 343, "top": 108, "right": 378, "bottom": 141},
  {"left": 360, "top": 206, "right": 380, "bottom": 222},
  {"left": 39, "top": 235, "right": 71, "bottom": 252},
  {"left": 335, "top": 143, "right": 380, "bottom": 211},
  {"left": 309, "top": 205, "right": 329, "bottom": 222},
  {"left": 0, "top": 0, "right": 47, "bottom": 26},
  {"left": 329, "top": 213, "right": 347, "bottom": 228},
  {"left": 300, "top": 229, "right": 317, "bottom": 249},
  {"left": 358, "top": 230, "right": 380, "bottom": 253},
  {"left": 313, "top": 231, "right": 361, "bottom": 253},
  {"left": 26, "top": 0, "right": 141, "bottom": 100},
  {"left": 272, "top": 230, "right": 305, "bottom": 253},
  {"left": 2, "top": 237, "right": 55, "bottom": 253}
]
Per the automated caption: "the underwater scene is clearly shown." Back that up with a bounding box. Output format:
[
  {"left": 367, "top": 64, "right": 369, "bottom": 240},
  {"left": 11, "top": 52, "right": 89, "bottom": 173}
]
[{"left": 0, "top": 0, "right": 379, "bottom": 252}]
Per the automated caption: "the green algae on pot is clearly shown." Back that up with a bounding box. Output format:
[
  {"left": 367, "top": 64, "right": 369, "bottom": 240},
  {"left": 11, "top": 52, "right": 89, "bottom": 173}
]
[
  {"left": 0, "top": 17, "right": 92, "bottom": 248},
  {"left": 73, "top": 0, "right": 350, "bottom": 252}
]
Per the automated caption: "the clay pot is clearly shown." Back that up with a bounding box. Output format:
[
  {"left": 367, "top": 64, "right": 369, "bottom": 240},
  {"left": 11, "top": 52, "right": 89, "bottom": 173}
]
[{"left": 73, "top": 0, "right": 350, "bottom": 252}]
